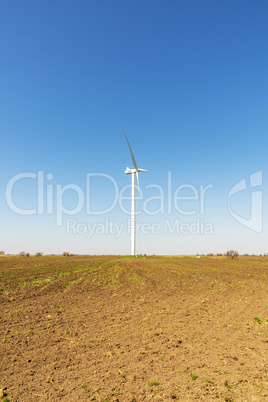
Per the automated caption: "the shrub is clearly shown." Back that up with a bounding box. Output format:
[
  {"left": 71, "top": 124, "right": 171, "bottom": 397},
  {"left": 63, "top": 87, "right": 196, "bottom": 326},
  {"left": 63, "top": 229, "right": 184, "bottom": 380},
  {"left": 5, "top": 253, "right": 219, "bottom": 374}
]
[{"left": 226, "top": 250, "right": 239, "bottom": 259}]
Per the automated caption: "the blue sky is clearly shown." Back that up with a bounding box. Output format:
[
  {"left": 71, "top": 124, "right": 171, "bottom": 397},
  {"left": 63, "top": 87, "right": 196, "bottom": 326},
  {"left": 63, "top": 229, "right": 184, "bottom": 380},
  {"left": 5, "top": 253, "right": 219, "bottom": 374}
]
[{"left": 1, "top": 0, "right": 267, "bottom": 255}]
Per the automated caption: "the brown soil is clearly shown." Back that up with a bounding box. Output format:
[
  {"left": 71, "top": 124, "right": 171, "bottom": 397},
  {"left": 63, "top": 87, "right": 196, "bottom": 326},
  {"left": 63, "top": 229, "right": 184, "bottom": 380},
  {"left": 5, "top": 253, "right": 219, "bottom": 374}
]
[{"left": 0, "top": 255, "right": 267, "bottom": 401}]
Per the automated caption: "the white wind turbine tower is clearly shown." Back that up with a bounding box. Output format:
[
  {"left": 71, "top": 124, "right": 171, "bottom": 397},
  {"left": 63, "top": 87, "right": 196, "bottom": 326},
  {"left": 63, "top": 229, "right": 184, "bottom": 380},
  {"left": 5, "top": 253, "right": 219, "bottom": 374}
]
[{"left": 121, "top": 126, "right": 148, "bottom": 255}]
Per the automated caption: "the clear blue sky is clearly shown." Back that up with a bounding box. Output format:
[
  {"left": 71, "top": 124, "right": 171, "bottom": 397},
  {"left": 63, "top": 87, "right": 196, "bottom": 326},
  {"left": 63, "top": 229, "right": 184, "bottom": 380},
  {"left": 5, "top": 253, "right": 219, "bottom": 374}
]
[{"left": 1, "top": 0, "right": 267, "bottom": 255}]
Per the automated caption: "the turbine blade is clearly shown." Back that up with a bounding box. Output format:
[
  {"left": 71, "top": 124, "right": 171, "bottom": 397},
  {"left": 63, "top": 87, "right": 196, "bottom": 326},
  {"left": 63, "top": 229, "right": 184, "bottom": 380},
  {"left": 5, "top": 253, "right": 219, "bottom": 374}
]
[{"left": 121, "top": 126, "right": 138, "bottom": 171}]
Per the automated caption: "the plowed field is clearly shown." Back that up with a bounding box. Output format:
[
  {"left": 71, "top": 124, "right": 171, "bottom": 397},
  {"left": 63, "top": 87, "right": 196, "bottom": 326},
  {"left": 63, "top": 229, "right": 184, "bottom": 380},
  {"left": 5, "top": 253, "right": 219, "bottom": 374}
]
[{"left": 0, "top": 255, "right": 267, "bottom": 401}]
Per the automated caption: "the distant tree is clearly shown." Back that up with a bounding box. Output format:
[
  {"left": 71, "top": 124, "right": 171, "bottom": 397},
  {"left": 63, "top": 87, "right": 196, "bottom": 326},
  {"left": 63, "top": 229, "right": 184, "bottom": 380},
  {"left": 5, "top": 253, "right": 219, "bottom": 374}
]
[
  {"left": 63, "top": 252, "right": 70, "bottom": 257},
  {"left": 0, "top": 251, "right": 5, "bottom": 255},
  {"left": 26, "top": 253, "right": 30, "bottom": 257},
  {"left": 233, "top": 251, "right": 239, "bottom": 259},
  {"left": 20, "top": 251, "right": 26, "bottom": 257},
  {"left": 36, "top": 252, "right": 43, "bottom": 257},
  {"left": 226, "top": 250, "right": 239, "bottom": 260}
]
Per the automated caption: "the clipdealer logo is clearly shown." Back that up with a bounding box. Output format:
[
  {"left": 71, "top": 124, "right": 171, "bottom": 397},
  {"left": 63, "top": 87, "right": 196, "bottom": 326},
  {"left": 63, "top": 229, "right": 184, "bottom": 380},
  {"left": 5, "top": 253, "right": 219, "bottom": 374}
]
[
  {"left": 5, "top": 171, "right": 213, "bottom": 232},
  {"left": 227, "top": 170, "right": 263, "bottom": 233},
  {"left": 4, "top": 170, "right": 264, "bottom": 235}
]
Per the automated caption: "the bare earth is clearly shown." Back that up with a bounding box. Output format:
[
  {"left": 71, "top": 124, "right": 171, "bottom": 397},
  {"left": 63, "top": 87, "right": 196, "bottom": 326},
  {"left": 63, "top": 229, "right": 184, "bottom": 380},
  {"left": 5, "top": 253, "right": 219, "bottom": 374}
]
[{"left": 0, "top": 255, "right": 267, "bottom": 401}]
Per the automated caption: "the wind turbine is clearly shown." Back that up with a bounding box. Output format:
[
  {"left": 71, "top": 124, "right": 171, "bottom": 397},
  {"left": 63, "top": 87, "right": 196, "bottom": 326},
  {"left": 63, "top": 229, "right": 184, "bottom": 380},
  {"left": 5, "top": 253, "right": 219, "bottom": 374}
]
[{"left": 121, "top": 126, "right": 148, "bottom": 255}]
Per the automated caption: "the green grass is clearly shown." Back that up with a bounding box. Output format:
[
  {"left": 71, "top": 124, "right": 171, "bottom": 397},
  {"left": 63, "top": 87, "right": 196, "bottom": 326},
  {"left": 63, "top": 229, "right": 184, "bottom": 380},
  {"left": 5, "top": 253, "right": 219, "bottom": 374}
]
[
  {"left": 203, "top": 378, "right": 213, "bottom": 384},
  {"left": 253, "top": 316, "right": 262, "bottom": 324},
  {"left": 148, "top": 380, "right": 159, "bottom": 386},
  {"left": 117, "top": 369, "right": 125, "bottom": 379}
]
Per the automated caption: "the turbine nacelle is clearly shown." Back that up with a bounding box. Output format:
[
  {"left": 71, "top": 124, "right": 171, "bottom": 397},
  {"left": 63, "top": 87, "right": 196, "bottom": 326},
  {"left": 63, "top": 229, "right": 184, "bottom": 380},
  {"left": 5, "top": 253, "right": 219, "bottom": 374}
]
[{"left": 125, "top": 167, "right": 148, "bottom": 174}]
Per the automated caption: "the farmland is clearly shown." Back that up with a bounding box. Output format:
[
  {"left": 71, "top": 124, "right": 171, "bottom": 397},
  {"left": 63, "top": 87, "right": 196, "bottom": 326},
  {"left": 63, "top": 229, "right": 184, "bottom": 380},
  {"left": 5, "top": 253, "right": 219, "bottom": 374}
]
[{"left": 0, "top": 255, "right": 267, "bottom": 401}]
